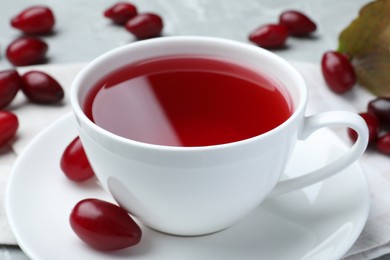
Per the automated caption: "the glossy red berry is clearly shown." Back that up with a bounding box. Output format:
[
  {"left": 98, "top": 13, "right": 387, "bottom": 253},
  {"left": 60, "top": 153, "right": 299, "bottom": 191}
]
[
  {"left": 348, "top": 112, "right": 379, "bottom": 144},
  {"left": 104, "top": 2, "right": 137, "bottom": 25},
  {"left": 70, "top": 198, "right": 142, "bottom": 251},
  {"left": 368, "top": 97, "right": 390, "bottom": 129},
  {"left": 377, "top": 133, "right": 390, "bottom": 155},
  {"left": 60, "top": 136, "right": 94, "bottom": 182},
  {"left": 0, "top": 70, "right": 23, "bottom": 108},
  {"left": 279, "top": 10, "right": 316, "bottom": 36},
  {"left": 11, "top": 5, "right": 55, "bottom": 34},
  {"left": 125, "top": 13, "right": 163, "bottom": 39},
  {"left": 6, "top": 37, "right": 48, "bottom": 66},
  {"left": 0, "top": 111, "right": 19, "bottom": 149},
  {"left": 248, "top": 24, "right": 288, "bottom": 49},
  {"left": 321, "top": 51, "right": 356, "bottom": 93},
  {"left": 21, "top": 71, "right": 64, "bottom": 104}
]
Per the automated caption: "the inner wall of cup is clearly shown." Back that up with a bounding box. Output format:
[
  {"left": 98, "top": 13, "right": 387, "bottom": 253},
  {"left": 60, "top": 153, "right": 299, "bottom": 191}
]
[{"left": 75, "top": 37, "right": 305, "bottom": 119}]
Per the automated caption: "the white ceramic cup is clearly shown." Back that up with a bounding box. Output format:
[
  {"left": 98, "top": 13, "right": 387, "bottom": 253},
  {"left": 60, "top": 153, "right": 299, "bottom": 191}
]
[{"left": 70, "top": 36, "right": 368, "bottom": 236}]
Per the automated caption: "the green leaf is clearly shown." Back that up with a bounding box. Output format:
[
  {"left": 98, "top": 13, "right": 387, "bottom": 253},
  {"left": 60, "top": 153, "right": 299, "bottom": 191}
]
[
  {"left": 353, "top": 51, "right": 390, "bottom": 96},
  {"left": 338, "top": 0, "right": 390, "bottom": 96},
  {"left": 339, "top": 0, "right": 390, "bottom": 56}
]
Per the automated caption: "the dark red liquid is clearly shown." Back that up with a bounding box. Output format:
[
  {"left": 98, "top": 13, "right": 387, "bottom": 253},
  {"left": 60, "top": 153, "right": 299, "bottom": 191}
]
[{"left": 84, "top": 55, "right": 292, "bottom": 147}]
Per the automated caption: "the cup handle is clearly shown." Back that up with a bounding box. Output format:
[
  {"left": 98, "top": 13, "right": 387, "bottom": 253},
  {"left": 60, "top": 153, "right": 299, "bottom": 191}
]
[{"left": 269, "top": 111, "right": 368, "bottom": 197}]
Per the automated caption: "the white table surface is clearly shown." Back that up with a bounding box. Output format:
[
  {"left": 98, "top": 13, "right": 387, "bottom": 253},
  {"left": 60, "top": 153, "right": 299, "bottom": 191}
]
[{"left": 1, "top": 0, "right": 388, "bottom": 259}]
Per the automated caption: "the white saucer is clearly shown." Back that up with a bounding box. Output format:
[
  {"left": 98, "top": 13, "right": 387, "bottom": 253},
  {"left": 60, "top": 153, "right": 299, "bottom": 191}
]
[{"left": 6, "top": 113, "right": 370, "bottom": 260}]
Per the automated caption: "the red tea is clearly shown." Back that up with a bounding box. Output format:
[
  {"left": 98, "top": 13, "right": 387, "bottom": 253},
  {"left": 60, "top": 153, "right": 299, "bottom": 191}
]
[{"left": 84, "top": 55, "right": 292, "bottom": 147}]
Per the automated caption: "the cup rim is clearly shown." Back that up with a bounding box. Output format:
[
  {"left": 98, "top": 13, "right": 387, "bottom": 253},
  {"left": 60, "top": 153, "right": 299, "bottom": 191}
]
[{"left": 70, "top": 36, "right": 307, "bottom": 152}]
